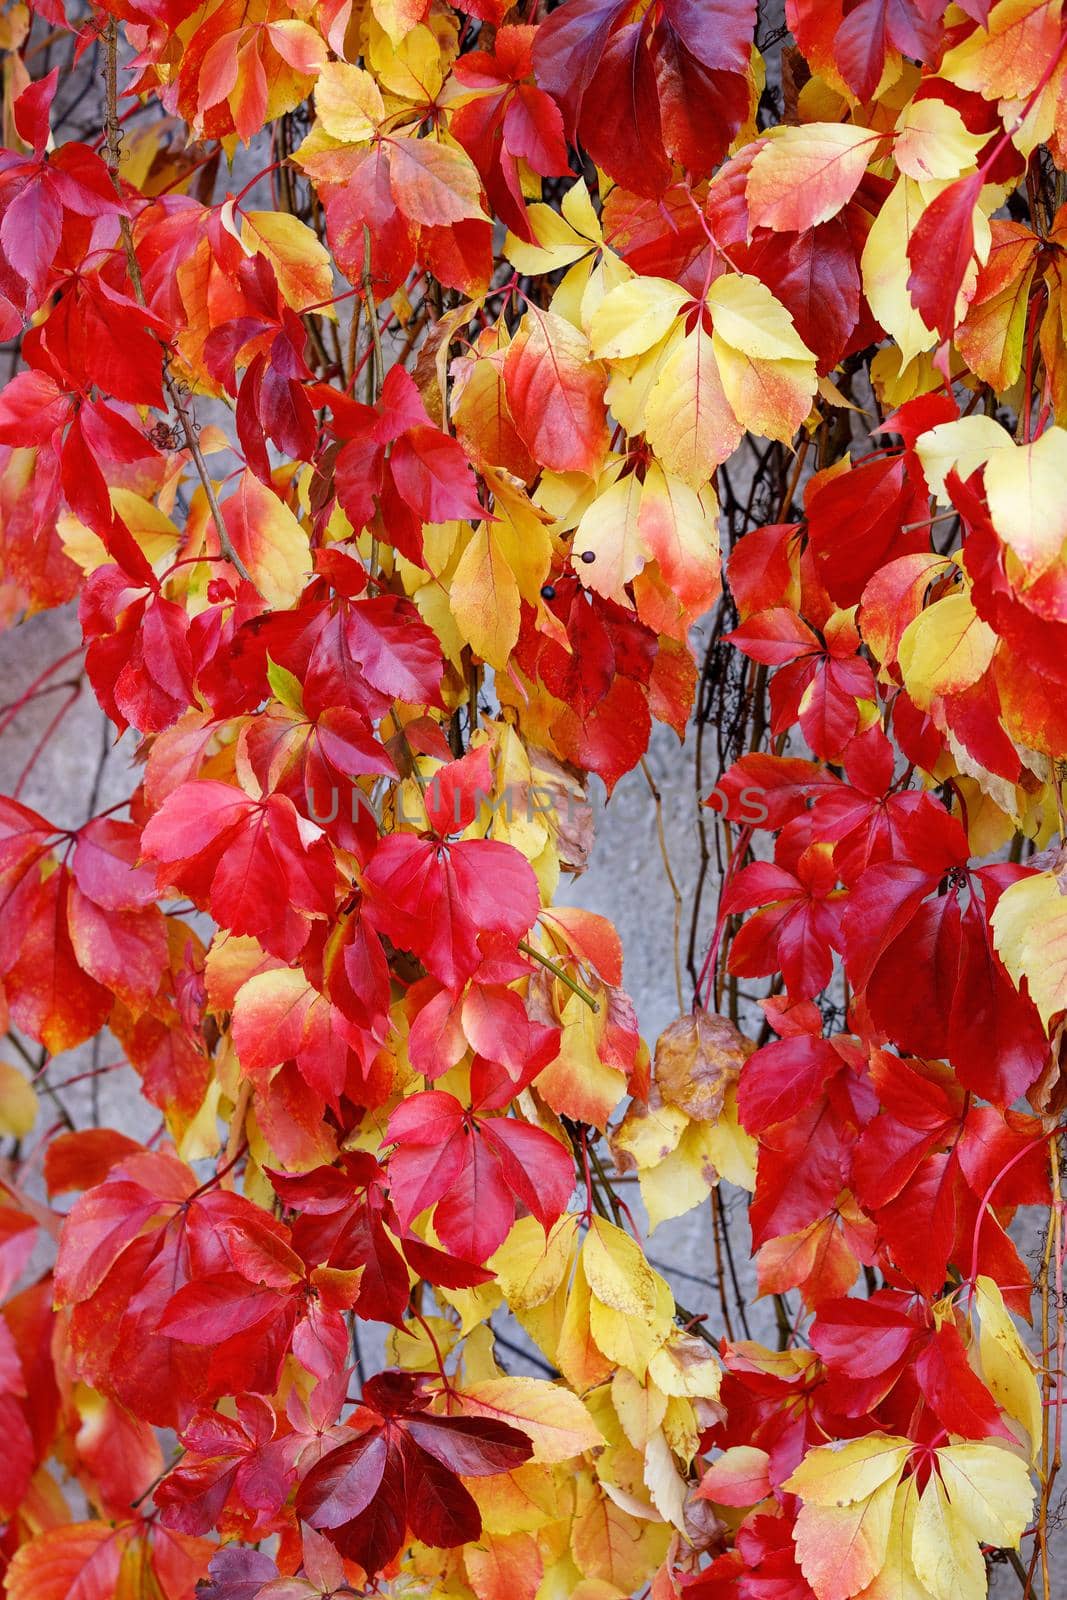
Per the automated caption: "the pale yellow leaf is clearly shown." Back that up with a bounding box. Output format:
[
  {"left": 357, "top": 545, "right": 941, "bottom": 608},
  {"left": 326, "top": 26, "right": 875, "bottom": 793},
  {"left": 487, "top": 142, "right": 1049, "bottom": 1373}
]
[
  {"left": 573, "top": 473, "right": 646, "bottom": 603},
  {"left": 862, "top": 178, "right": 938, "bottom": 366},
  {"left": 992, "top": 869, "right": 1067, "bottom": 1029},
  {"left": 589, "top": 277, "right": 687, "bottom": 361},
  {"left": 897, "top": 591, "right": 997, "bottom": 708},
  {"left": 911, "top": 1472, "right": 986, "bottom": 1600},
  {"left": 611, "top": 1368, "right": 668, "bottom": 1450},
  {"left": 973, "top": 1276, "right": 1043, "bottom": 1456},
  {"left": 642, "top": 1427, "right": 688, "bottom": 1530},
  {"left": 983, "top": 426, "right": 1067, "bottom": 580},
  {"left": 913, "top": 414, "right": 1013, "bottom": 500},
  {"left": 314, "top": 61, "right": 384, "bottom": 142},
  {"left": 491, "top": 1215, "right": 579, "bottom": 1312},
  {"left": 706, "top": 273, "right": 814, "bottom": 362},
  {"left": 894, "top": 98, "right": 987, "bottom": 181},
  {"left": 647, "top": 1332, "right": 722, "bottom": 1400},
  {"left": 0, "top": 1061, "right": 37, "bottom": 1136},
  {"left": 612, "top": 1099, "right": 688, "bottom": 1172},
  {"left": 933, "top": 1440, "right": 1034, "bottom": 1550}
]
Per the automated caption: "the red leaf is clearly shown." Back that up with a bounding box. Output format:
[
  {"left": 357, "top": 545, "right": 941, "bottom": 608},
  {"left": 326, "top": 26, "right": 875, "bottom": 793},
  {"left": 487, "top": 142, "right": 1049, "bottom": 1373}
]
[
  {"left": 906, "top": 173, "right": 984, "bottom": 343},
  {"left": 914, "top": 1321, "right": 1012, "bottom": 1440},
  {"left": 296, "top": 1371, "right": 531, "bottom": 1576},
  {"left": 805, "top": 455, "right": 931, "bottom": 608},
  {"left": 362, "top": 834, "right": 540, "bottom": 992}
]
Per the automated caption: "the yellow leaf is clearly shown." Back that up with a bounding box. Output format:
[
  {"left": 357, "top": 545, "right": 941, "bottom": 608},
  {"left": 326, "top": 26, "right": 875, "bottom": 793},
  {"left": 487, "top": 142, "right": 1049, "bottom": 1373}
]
[
  {"left": 612, "top": 1099, "right": 689, "bottom": 1172},
  {"left": 706, "top": 273, "right": 814, "bottom": 363},
  {"left": 365, "top": 14, "right": 454, "bottom": 101},
  {"left": 450, "top": 523, "right": 522, "bottom": 668},
  {"left": 588, "top": 1269, "right": 674, "bottom": 1381},
  {"left": 906, "top": 1441, "right": 1034, "bottom": 1600},
  {"left": 611, "top": 1368, "right": 668, "bottom": 1449},
  {"left": 556, "top": 1254, "right": 615, "bottom": 1393},
  {"left": 911, "top": 1468, "right": 985, "bottom": 1600},
  {"left": 241, "top": 210, "right": 335, "bottom": 313},
  {"left": 983, "top": 426, "right": 1067, "bottom": 580},
  {"left": 894, "top": 98, "right": 987, "bottom": 180},
  {"left": 747, "top": 123, "right": 880, "bottom": 231},
  {"left": 934, "top": 1440, "right": 1034, "bottom": 1550},
  {"left": 913, "top": 414, "right": 1012, "bottom": 500},
  {"left": 573, "top": 472, "right": 646, "bottom": 604},
  {"left": 897, "top": 590, "right": 997, "bottom": 708},
  {"left": 662, "top": 1394, "right": 701, "bottom": 1465},
  {"left": 491, "top": 1215, "right": 579, "bottom": 1312},
  {"left": 862, "top": 178, "right": 938, "bottom": 366},
  {"left": 644, "top": 326, "right": 743, "bottom": 489},
  {"left": 583, "top": 1217, "right": 658, "bottom": 1316},
  {"left": 371, "top": 0, "right": 427, "bottom": 46},
  {"left": 0, "top": 1060, "right": 37, "bottom": 1136},
  {"left": 642, "top": 1427, "right": 688, "bottom": 1530},
  {"left": 991, "top": 869, "right": 1067, "bottom": 1029},
  {"left": 703, "top": 1084, "right": 758, "bottom": 1190},
  {"left": 973, "top": 1276, "right": 1043, "bottom": 1456},
  {"left": 454, "top": 1376, "right": 603, "bottom": 1464},
  {"left": 589, "top": 1299, "right": 667, "bottom": 1382},
  {"left": 632, "top": 1121, "right": 717, "bottom": 1231},
  {"left": 570, "top": 1472, "right": 672, "bottom": 1592},
  {"left": 221, "top": 474, "right": 311, "bottom": 609},
  {"left": 784, "top": 1435, "right": 912, "bottom": 1506},
  {"left": 647, "top": 1331, "right": 722, "bottom": 1400},
  {"left": 589, "top": 277, "right": 686, "bottom": 361},
  {"left": 505, "top": 179, "right": 602, "bottom": 278},
  {"left": 313, "top": 61, "right": 384, "bottom": 142},
  {"left": 862, "top": 1479, "right": 929, "bottom": 1600},
  {"left": 624, "top": 1085, "right": 755, "bottom": 1233}
]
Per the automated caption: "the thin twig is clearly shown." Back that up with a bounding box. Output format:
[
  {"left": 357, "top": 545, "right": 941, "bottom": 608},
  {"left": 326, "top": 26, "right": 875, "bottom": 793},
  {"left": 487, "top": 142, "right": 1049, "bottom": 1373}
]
[{"left": 640, "top": 756, "right": 684, "bottom": 1014}]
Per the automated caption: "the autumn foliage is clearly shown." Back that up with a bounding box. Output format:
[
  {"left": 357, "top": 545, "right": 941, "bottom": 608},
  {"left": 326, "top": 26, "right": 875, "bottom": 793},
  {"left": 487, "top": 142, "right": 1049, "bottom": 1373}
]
[{"left": 2, "top": 0, "right": 1067, "bottom": 1596}]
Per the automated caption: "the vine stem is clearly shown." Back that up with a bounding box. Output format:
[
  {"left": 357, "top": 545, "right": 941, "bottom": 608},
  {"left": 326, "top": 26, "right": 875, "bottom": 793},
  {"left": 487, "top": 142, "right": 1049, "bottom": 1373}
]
[
  {"left": 518, "top": 939, "right": 599, "bottom": 1011},
  {"left": 220, "top": 1080, "right": 253, "bottom": 1188},
  {"left": 639, "top": 756, "right": 684, "bottom": 1014},
  {"left": 361, "top": 223, "right": 384, "bottom": 580},
  {"left": 130, "top": 1448, "right": 185, "bottom": 1511},
  {"left": 102, "top": 21, "right": 252, "bottom": 585},
  {"left": 361, "top": 224, "right": 386, "bottom": 394}
]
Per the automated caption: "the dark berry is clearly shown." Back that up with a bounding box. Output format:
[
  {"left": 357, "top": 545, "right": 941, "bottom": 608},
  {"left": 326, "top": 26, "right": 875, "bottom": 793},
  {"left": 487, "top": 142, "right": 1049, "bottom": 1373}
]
[
  {"left": 540, "top": 583, "right": 556, "bottom": 600},
  {"left": 580, "top": 550, "right": 596, "bottom": 564}
]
